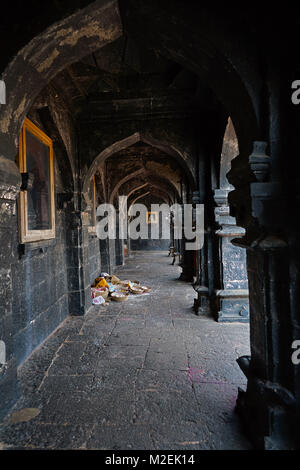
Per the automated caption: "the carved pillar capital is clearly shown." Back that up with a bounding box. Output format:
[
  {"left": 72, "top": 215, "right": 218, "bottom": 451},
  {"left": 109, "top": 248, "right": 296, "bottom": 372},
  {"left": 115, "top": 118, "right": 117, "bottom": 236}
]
[{"left": 214, "top": 188, "right": 230, "bottom": 207}]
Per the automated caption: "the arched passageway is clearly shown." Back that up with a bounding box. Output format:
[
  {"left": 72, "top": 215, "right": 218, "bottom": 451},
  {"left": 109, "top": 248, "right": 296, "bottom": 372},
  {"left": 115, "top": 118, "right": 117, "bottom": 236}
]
[{"left": 0, "top": 0, "right": 300, "bottom": 451}]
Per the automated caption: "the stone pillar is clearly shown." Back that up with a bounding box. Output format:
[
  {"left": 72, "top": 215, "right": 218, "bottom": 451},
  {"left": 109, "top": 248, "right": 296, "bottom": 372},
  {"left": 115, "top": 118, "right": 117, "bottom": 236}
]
[
  {"left": 127, "top": 234, "right": 132, "bottom": 258},
  {"left": 193, "top": 190, "right": 210, "bottom": 315},
  {"left": 115, "top": 210, "right": 124, "bottom": 266},
  {"left": 99, "top": 238, "right": 111, "bottom": 273},
  {"left": 0, "top": 156, "right": 21, "bottom": 419},
  {"left": 108, "top": 238, "right": 116, "bottom": 273},
  {"left": 213, "top": 188, "right": 249, "bottom": 322},
  {"left": 179, "top": 247, "right": 194, "bottom": 282},
  {"left": 232, "top": 141, "right": 299, "bottom": 449},
  {"left": 81, "top": 210, "right": 93, "bottom": 311},
  {"left": 115, "top": 238, "right": 124, "bottom": 266},
  {"left": 66, "top": 206, "right": 92, "bottom": 316},
  {"left": 237, "top": 237, "right": 294, "bottom": 449},
  {"left": 179, "top": 201, "right": 195, "bottom": 282}
]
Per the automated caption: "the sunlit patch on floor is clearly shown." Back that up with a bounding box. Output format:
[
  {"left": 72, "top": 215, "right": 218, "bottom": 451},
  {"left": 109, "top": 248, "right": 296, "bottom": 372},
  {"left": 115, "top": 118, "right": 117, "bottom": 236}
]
[{"left": 10, "top": 408, "right": 40, "bottom": 424}]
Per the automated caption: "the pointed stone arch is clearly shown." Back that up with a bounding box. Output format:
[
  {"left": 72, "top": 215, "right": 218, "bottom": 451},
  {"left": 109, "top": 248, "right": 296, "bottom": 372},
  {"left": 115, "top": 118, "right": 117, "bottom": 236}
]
[
  {"left": 82, "top": 131, "right": 196, "bottom": 207},
  {"left": 109, "top": 169, "right": 181, "bottom": 205},
  {"left": 0, "top": 0, "right": 122, "bottom": 159}
]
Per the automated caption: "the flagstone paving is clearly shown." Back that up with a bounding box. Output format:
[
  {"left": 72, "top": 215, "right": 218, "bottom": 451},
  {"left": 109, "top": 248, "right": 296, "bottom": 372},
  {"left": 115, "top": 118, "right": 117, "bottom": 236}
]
[{"left": 0, "top": 251, "right": 251, "bottom": 450}]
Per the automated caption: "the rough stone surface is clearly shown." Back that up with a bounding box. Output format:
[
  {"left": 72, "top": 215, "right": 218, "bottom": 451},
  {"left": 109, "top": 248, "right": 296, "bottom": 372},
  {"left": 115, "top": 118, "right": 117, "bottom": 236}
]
[{"left": 0, "top": 251, "right": 251, "bottom": 450}]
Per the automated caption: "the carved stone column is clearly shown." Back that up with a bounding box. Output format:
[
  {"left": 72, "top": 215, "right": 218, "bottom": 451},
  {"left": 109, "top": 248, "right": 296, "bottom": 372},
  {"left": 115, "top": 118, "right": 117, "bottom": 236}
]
[
  {"left": 213, "top": 188, "right": 249, "bottom": 322},
  {"left": 233, "top": 141, "right": 299, "bottom": 449},
  {"left": 179, "top": 203, "right": 195, "bottom": 282},
  {"left": 0, "top": 156, "right": 21, "bottom": 419},
  {"left": 192, "top": 189, "right": 209, "bottom": 314},
  {"left": 66, "top": 192, "right": 92, "bottom": 316},
  {"left": 66, "top": 207, "right": 92, "bottom": 316},
  {"left": 115, "top": 209, "right": 124, "bottom": 267}
]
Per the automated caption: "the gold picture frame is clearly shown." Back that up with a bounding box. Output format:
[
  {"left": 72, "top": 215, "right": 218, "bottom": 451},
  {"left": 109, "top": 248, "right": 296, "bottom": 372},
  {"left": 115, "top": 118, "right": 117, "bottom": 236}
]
[
  {"left": 18, "top": 118, "right": 55, "bottom": 243},
  {"left": 146, "top": 211, "right": 158, "bottom": 224}
]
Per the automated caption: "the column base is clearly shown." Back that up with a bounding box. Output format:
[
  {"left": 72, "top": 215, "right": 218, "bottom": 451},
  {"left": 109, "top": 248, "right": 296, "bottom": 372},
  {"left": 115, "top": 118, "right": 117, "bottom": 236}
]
[
  {"left": 193, "top": 285, "right": 210, "bottom": 315},
  {"left": 68, "top": 286, "right": 91, "bottom": 316},
  {"left": 215, "top": 289, "right": 249, "bottom": 322},
  {"left": 179, "top": 271, "right": 194, "bottom": 282},
  {"left": 236, "top": 357, "right": 298, "bottom": 449}
]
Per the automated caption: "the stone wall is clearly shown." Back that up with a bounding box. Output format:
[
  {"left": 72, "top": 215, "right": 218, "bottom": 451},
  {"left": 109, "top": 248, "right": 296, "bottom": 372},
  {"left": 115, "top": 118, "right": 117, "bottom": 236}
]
[
  {"left": 88, "top": 234, "right": 101, "bottom": 284},
  {"left": 11, "top": 158, "right": 70, "bottom": 365},
  {"left": 0, "top": 157, "right": 21, "bottom": 419}
]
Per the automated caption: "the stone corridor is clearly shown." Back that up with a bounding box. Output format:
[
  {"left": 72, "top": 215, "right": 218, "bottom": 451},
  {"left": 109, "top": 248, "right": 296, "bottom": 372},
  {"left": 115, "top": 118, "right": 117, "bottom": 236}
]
[{"left": 0, "top": 251, "right": 251, "bottom": 450}]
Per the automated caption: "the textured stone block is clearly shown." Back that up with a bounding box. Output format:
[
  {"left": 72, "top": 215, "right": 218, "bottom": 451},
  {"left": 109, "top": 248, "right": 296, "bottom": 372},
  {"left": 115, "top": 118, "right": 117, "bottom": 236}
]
[{"left": 215, "top": 289, "right": 249, "bottom": 322}]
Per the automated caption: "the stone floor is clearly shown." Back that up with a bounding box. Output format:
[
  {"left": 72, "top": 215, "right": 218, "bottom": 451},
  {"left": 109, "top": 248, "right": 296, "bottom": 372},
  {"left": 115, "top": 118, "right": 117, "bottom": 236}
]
[{"left": 0, "top": 251, "right": 251, "bottom": 450}]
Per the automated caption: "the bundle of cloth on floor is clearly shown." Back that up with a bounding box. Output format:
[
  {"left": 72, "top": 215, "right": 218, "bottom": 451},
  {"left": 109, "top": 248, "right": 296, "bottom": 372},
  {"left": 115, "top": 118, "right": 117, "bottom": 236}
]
[{"left": 91, "top": 273, "right": 151, "bottom": 304}]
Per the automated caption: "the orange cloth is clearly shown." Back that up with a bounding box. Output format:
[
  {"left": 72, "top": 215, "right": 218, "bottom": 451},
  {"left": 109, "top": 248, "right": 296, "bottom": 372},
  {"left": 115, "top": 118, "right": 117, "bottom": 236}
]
[{"left": 96, "top": 277, "right": 109, "bottom": 288}]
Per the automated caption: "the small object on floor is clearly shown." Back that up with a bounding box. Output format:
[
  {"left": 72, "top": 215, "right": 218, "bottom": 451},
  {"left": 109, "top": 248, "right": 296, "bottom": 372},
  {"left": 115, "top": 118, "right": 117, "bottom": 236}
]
[
  {"left": 110, "top": 274, "right": 120, "bottom": 284},
  {"left": 91, "top": 287, "right": 109, "bottom": 300},
  {"left": 129, "top": 282, "right": 150, "bottom": 294},
  {"left": 107, "top": 282, "right": 115, "bottom": 293},
  {"left": 168, "top": 246, "right": 175, "bottom": 256},
  {"left": 96, "top": 277, "right": 109, "bottom": 288},
  {"left": 118, "top": 279, "right": 131, "bottom": 286},
  {"left": 129, "top": 284, "right": 145, "bottom": 294},
  {"left": 92, "top": 276, "right": 106, "bottom": 287},
  {"left": 110, "top": 292, "right": 129, "bottom": 302},
  {"left": 92, "top": 296, "right": 105, "bottom": 305},
  {"left": 140, "top": 286, "right": 151, "bottom": 293},
  {"left": 100, "top": 272, "right": 110, "bottom": 278},
  {"left": 91, "top": 274, "right": 151, "bottom": 303}
]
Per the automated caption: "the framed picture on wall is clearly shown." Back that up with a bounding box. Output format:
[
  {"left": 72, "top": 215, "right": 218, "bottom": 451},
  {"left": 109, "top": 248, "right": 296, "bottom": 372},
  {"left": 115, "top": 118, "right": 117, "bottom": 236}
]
[
  {"left": 146, "top": 211, "right": 158, "bottom": 224},
  {"left": 18, "top": 118, "right": 55, "bottom": 243}
]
